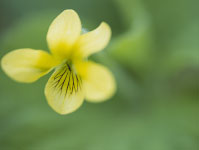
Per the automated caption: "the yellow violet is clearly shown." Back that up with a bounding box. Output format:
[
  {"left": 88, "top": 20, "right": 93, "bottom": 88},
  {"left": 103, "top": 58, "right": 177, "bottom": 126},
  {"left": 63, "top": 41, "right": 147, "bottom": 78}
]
[{"left": 1, "top": 10, "right": 116, "bottom": 115}]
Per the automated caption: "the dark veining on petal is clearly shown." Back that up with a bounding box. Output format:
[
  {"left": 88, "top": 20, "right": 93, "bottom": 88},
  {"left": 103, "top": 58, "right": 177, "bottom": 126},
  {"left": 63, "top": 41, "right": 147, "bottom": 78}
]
[
  {"left": 52, "top": 62, "right": 82, "bottom": 97},
  {"left": 53, "top": 69, "right": 67, "bottom": 88},
  {"left": 60, "top": 71, "right": 69, "bottom": 93},
  {"left": 65, "top": 71, "right": 71, "bottom": 96}
]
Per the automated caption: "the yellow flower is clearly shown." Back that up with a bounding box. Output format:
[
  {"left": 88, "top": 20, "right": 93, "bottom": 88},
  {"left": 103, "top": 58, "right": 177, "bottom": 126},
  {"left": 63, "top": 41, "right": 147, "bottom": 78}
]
[{"left": 1, "top": 10, "right": 116, "bottom": 115}]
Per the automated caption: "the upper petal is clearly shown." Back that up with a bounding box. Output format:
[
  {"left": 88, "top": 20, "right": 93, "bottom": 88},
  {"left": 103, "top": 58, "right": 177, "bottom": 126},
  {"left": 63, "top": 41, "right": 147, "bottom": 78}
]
[
  {"left": 1, "top": 49, "right": 55, "bottom": 83},
  {"left": 74, "top": 22, "right": 111, "bottom": 58},
  {"left": 45, "top": 63, "right": 84, "bottom": 115},
  {"left": 77, "top": 61, "right": 116, "bottom": 102},
  {"left": 47, "top": 10, "right": 81, "bottom": 59}
]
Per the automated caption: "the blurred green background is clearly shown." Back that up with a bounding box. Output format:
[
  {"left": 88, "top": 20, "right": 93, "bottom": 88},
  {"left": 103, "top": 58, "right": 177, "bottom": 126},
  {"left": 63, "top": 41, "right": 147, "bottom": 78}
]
[{"left": 0, "top": 0, "right": 198, "bottom": 149}]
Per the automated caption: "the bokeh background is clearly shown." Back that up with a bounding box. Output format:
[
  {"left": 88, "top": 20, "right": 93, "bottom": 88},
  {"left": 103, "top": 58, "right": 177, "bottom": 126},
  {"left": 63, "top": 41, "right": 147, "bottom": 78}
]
[{"left": 0, "top": 0, "right": 198, "bottom": 149}]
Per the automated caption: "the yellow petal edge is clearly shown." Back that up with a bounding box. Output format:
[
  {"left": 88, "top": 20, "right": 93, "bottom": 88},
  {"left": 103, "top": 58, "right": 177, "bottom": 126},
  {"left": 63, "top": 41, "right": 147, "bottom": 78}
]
[
  {"left": 47, "top": 9, "right": 81, "bottom": 60},
  {"left": 45, "top": 64, "right": 84, "bottom": 114},
  {"left": 1, "top": 49, "right": 55, "bottom": 83},
  {"left": 79, "top": 61, "right": 116, "bottom": 102},
  {"left": 75, "top": 22, "right": 111, "bottom": 58}
]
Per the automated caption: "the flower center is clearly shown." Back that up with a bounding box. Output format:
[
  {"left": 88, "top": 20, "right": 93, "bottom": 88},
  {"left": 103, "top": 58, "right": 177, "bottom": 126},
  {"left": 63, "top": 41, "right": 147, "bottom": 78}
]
[{"left": 51, "top": 61, "right": 82, "bottom": 97}]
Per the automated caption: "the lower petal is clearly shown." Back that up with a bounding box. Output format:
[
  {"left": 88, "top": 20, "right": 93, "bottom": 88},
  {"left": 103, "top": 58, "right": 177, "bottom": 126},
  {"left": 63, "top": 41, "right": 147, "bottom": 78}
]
[
  {"left": 1, "top": 49, "right": 55, "bottom": 83},
  {"left": 80, "top": 61, "right": 116, "bottom": 102},
  {"left": 45, "top": 63, "right": 84, "bottom": 115}
]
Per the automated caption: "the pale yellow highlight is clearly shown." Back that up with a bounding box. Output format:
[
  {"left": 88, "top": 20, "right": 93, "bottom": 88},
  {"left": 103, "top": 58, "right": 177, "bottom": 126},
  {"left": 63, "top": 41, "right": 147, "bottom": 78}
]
[
  {"left": 47, "top": 9, "right": 81, "bottom": 60},
  {"left": 1, "top": 49, "right": 55, "bottom": 83},
  {"left": 45, "top": 64, "right": 84, "bottom": 115},
  {"left": 74, "top": 22, "right": 111, "bottom": 58},
  {"left": 80, "top": 61, "right": 116, "bottom": 102}
]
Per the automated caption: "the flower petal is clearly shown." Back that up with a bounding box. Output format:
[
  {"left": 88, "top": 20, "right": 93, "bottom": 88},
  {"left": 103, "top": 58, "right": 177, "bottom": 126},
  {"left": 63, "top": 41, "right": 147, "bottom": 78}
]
[
  {"left": 78, "top": 61, "right": 116, "bottom": 102},
  {"left": 45, "top": 63, "right": 84, "bottom": 115},
  {"left": 1, "top": 49, "right": 55, "bottom": 83},
  {"left": 75, "top": 22, "right": 111, "bottom": 58},
  {"left": 47, "top": 10, "right": 81, "bottom": 59}
]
